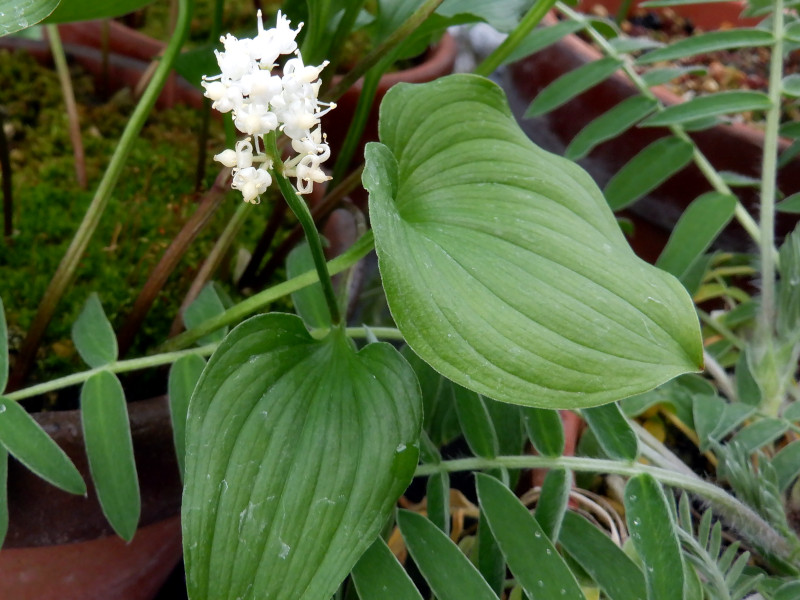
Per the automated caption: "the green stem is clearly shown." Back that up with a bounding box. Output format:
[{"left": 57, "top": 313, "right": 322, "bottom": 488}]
[
  {"left": 344, "top": 326, "right": 404, "bottom": 340},
  {"left": 10, "top": 0, "right": 193, "bottom": 388},
  {"left": 415, "top": 454, "right": 797, "bottom": 570},
  {"left": 758, "top": 0, "right": 784, "bottom": 337},
  {"left": 47, "top": 24, "right": 86, "bottom": 189},
  {"left": 474, "top": 0, "right": 558, "bottom": 77},
  {"left": 325, "top": 0, "right": 445, "bottom": 103},
  {"left": 5, "top": 344, "right": 216, "bottom": 403},
  {"left": 265, "top": 133, "right": 341, "bottom": 325},
  {"left": 159, "top": 231, "right": 374, "bottom": 351},
  {"left": 555, "top": 2, "right": 765, "bottom": 249}
]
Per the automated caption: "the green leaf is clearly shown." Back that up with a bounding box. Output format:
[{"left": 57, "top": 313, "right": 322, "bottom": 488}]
[
  {"left": 476, "top": 474, "right": 584, "bottom": 599},
  {"left": 427, "top": 471, "right": 450, "bottom": 535},
  {"left": 560, "top": 511, "right": 647, "bottom": 600},
  {"left": 781, "top": 121, "right": 800, "bottom": 139},
  {"left": 719, "top": 171, "right": 760, "bottom": 187},
  {"left": 775, "top": 581, "right": 800, "bottom": 600},
  {"left": 287, "top": 242, "right": 331, "bottom": 329},
  {"left": 183, "top": 314, "right": 422, "bottom": 600},
  {"left": 502, "top": 20, "right": 585, "bottom": 65},
  {"left": 43, "top": 0, "right": 157, "bottom": 24},
  {"left": 566, "top": 96, "right": 658, "bottom": 160},
  {"left": 72, "top": 293, "right": 118, "bottom": 368},
  {"left": 0, "top": 297, "right": 7, "bottom": 393},
  {"left": 534, "top": 468, "right": 571, "bottom": 541},
  {"left": 625, "top": 474, "right": 685, "bottom": 600},
  {"left": 604, "top": 137, "right": 694, "bottom": 211},
  {"left": 401, "top": 346, "right": 461, "bottom": 447},
  {"left": 783, "top": 402, "right": 800, "bottom": 422},
  {"left": 81, "top": 371, "right": 140, "bottom": 541},
  {"left": 437, "top": 0, "right": 538, "bottom": 33},
  {"left": 351, "top": 537, "right": 424, "bottom": 600},
  {"left": 782, "top": 74, "right": 800, "bottom": 97},
  {"left": 582, "top": 403, "right": 638, "bottom": 461},
  {"left": 0, "top": 0, "right": 58, "bottom": 35},
  {"left": 610, "top": 37, "right": 664, "bottom": 53},
  {"left": 477, "top": 507, "right": 505, "bottom": 596},
  {"left": 641, "top": 66, "right": 707, "bottom": 87},
  {"left": 453, "top": 386, "right": 498, "bottom": 458},
  {"left": 776, "top": 192, "right": 800, "bottom": 213},
  {"left": 635, "top": 29, "right": 775, "bottom": 65},
  {"left": 730, "top": 418, "right": 788, "bottom": 454},
  {"left": 522, "top": 407, "right": 564, "bottom": 457},
  {"left": 641, "top": 91, "right": 772, "bottom": 127},
  {"left": 0, "top": 396, "right": 85, "bottom": 495},
  {"left": 397, "top": 509, "right": 498, "bottom": 600},
  {"left": 367, "top": 74, "right": 702, "bottom": 409},
  {"left": 168, "top": 354, "right": 206, "bottom": 482},
  {"left": 0, "top": 446, "right": 6, "bottom": 548},
  {"left": 656, "top": 192, "right": 737, "bottom": 280},
  {"left": 771, "top": 440, "right": 800, "bottom": 492},
  {"left": 183, "top": 283, "right": 228, "bottom": 346},
  {"left": 525, "top": 57, "right": 623, "bottom": 117}
]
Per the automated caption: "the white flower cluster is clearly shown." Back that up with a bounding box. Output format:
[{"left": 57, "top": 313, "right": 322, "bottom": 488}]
[{"left": 202, "top": 10, "right": 335, "bottom": 203}]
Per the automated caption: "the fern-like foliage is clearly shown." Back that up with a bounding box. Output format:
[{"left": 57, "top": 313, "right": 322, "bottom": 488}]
[{"left": 676, "top": 494, "right": 764, "bottom": 600}]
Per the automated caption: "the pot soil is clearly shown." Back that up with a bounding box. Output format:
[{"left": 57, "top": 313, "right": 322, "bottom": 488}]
[{"left": 508, "top": 0, "right": 800, "bottom": 260}]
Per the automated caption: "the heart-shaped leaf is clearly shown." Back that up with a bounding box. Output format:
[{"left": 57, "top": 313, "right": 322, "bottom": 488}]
[
  {"left": 182, "top": 314, "right": 422, "bottom": 600},
  {"left": 366, "top": 74, "right": 702, "bottom": 409}
]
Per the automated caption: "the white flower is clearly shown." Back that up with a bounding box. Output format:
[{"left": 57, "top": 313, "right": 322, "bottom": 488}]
[{"left": 204, "top": 10, "right": 335, "bottom": 200}]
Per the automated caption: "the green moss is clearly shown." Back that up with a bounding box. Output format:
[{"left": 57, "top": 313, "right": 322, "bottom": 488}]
[{"left": 0, "top": 47, "right": 290, "bottom": 386}]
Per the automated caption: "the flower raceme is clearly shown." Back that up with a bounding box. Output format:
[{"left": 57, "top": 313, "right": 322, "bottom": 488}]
[{"left": 202, "top": 11, "right": 335, "bottom": 202}]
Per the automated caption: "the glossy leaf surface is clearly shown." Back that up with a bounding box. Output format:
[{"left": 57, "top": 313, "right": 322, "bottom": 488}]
[
  {"left": 560, "top": 511, "right": 647, "bottom": 600},
  {"left": 0, "top": 396, "right": 85, "bottom": 495},
  {"left": 168, "top": 354, "right": 206, "bottom": 481},
  {"left": 641, "top": 91, "right": 772, "bottom": 127},
  {"left": 367, "top": 75, "right": 702, "bottom": 409},
  {"left": 534, "top": 467, "right": 570, "bottom": 541},
  {"left": 351, "top": 537, "right": 423, "bottom": 600},
  {"left": 287, "top": 242, "right": 331, "bottom": 329},
  {"left": 625, "top": 474, "right": 685, "bottom": 600},
  {"left": 656, "top": 192, "right": 737, "bottom": 281},
  {"left": 604, "top": 136, "right": 694, "bottom": 210},
  {"left": 522, "top": 407, "right": 564, "bottom": 457},
  {"left": 566, "top": 95, "right": 658, "bottom": 160},
  {"left": 525, "top": 57, "right": 622, "bottom": 117},
  {"left": 72, "top": 293, "right": 118, "bottom": 368},
  {"left": 635, "top": 29, "right": 775, "bottom": 65},
  {"left": 476, "top": 474, "right": 583, "bottom": 599},
  {"left": 398, "top": 509, "right": 498, "bottom": 600},
  {"left": 81, "top": 371, "right": 140, "bottom": 540},
  {"left": 582, "top": 402, "right": 638, "bottom": 460},
  {"left": 0, "top": 0, "right": 58, "bottom": 36},
  {"left": 184, "top": 284, "right": 228, "bottom": 345},
  {"left": 182, "top": 314, "right": 422, "bottom": 600}
]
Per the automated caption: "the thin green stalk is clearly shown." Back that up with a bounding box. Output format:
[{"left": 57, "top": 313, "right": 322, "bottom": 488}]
[
  {"left": 325, "top": 0, "right": 445, "bottom": 103},
  {"left": 47, "top": 24, "right": 86, "bottom": 189},
  {"left": 415, "top": 454, "right": 797, "bottom": 570},
  {"left": 10, "top": 0, "right": 194, "bottom": 388},
  {"left": 266, "top": 133, "right": 341, "bottom": 325},
  {"left": 758, "top": 0, "right": 784, "bottom": 336},
  {"left": 5, "top": 344, "right": 216, "bottom": 403},
  {"left": 555, "top": 2, "right": 765, "bottom": 249},
  {"left": 344, "top": 326, "right": 404, "bottom": 340},
  {"left": 159, "top": 231, "right": 374, "bottom": 351},
  {"left": 474, "top": 0, "right": 558, "bottom": 77}
]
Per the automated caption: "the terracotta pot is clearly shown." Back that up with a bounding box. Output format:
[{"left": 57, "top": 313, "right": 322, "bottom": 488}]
[
  {"left": 508, "top": 1, "right": 800, "bottom": 259},
  {"left": 1, "top": 396, "right": 183, "bottom": 599}
]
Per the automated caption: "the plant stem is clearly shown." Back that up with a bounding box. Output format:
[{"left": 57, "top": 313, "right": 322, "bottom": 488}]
[
  {"left": 415, "top": 454, "right": 797, "bottom": 569},
  {"left": 325, "top": 0, "right": 445, "bottom": 103},
  {"left": 9, "top": 0, "right": 194, "bottom": 389},
  {"left": 159, "top": 231, "right": 374, "bottom": 351},
  {"left": 758, "top": 0, "right": 784, "bottom": 337},
  {"left": 474, "top": 0, "right": 558, "bottom": 77},
  {"left": 555, "top": 2, "right": 765, "bottom": 249},
  {"left": 47, "top": 24, "right": 87, "bottom": 189},
  {"left": 266, "top": 133, "right": 341, "bottom": 325},
  {"left": 5, "top": 344, "right": 217, "bottom": 403}
]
